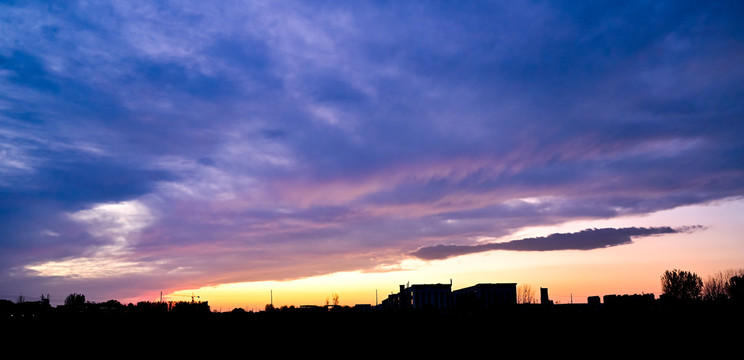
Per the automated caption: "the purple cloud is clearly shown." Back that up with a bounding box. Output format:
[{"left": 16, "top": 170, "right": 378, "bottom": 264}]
[{"left": 0, "top": 0, "right": 742, "bottom": 302}]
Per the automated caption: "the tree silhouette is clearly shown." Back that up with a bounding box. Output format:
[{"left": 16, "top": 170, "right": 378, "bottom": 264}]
[
  {"left": 661, "top": 269, "right": 702, "bottom": 302},
  {"left": 703, "top": 268, "right": 744, "bottom": 302},
  {"left": 730, "top": 275, "right": 744, "bottom": 303},
  {"left": 64, "top": 293, "right": 86, "bottom": 307},
  {"left": 517, "top": 284, "right": 536, "bottom": 304}
]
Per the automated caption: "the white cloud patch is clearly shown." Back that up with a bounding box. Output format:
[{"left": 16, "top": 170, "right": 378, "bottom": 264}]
[
  {"left": 68, "top": 200, "right": 154, "bottom": 247},
  {"left": 25, "top": 257, "right": 156, "bottom": 279},
  {"left": 24, "top": 200, "right": 156, "bottom": 279}
]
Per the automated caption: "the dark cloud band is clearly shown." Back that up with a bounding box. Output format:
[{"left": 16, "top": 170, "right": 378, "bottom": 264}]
[{"left": 411, "top": 226, "right": 704, "bottom": 260}]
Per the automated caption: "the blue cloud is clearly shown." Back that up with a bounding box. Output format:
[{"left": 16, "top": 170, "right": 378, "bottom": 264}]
[{"left": 0, "top": 51, "right": 61, "bottom": 93}]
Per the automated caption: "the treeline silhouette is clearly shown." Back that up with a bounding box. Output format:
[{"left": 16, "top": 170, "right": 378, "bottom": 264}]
[
  {"left": 6, "top": 268, "right": 742, "bottom": 316},
  {"left": 0, "top": 294, "right": 212, "bottom": 320},
  {"left": 3, "top": 268, "right": 743, "bottom": 351}
]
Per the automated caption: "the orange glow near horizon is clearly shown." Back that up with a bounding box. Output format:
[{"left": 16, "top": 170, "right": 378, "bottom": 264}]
[{"left": 155, "top": 198, "right": 743, "bottom": 311}]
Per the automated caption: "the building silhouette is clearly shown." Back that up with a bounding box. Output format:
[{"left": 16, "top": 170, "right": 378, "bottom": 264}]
[
  {"left": 383, "top": 283, "right": 453, "bottom": 311},
  {"left": 453, "top": 283, "right": 517, "bottom": 310},
  {"left": 540, "top": 287, "right": 553, "bottom": 305},
  {"left": 382, "top": 282, "right": 517, "bottom": 312},
  {"left": 603, "top": 293, "right": 655, "bottom": 307}
]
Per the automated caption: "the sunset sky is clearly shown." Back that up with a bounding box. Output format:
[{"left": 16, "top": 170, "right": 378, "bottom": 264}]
[{"left": 1, "top": 1, "right": 743, "bottom": 311}]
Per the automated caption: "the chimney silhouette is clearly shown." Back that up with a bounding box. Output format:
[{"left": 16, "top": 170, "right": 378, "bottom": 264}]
[{"left": 540, "top": 287, "right": 553, "bottom": 305}]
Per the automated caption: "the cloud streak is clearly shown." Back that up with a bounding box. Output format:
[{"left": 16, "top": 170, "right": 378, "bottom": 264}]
[{"left": 411, "top": 226, "right": 705, "bottom": 260}]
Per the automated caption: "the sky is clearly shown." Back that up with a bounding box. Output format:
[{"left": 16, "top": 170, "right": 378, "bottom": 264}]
[{"left": 1, "top": 1, "right": 743, "bottom": 311}]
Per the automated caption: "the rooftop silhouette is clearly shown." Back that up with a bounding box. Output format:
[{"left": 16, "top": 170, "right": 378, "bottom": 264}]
[{"left": 3, "top": 269, "right": 743, "bottom": 355}]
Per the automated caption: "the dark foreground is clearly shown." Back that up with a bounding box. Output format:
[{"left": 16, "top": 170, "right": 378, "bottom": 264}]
[{"left": 5, "top": 303, "right": 742, "bottom": 356}]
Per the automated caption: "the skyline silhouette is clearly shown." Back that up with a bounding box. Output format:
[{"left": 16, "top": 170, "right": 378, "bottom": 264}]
[
  {"left": 4, "top": 267, "right": 743, "bottom": 355},
  {"left": 4, "top": 267, "right": 742, "bottom": 312}
]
